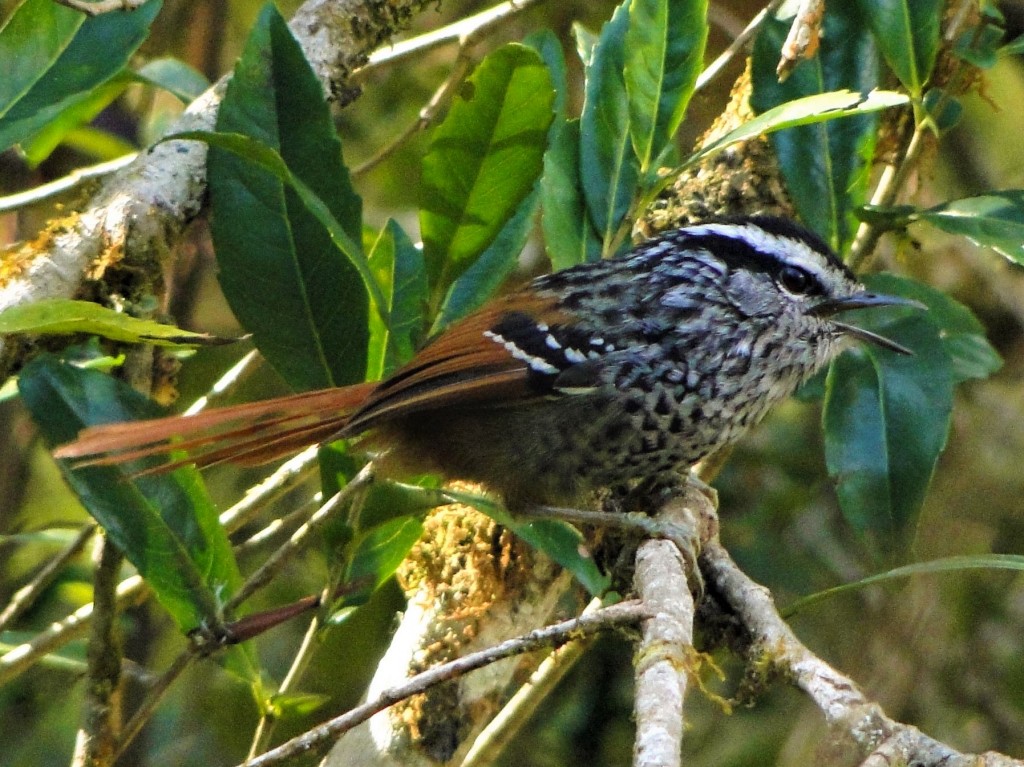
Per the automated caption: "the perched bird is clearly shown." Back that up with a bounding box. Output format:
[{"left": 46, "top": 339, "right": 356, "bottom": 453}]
[{"left": 56, "top": 216, "right": 918, "bottom": 509}]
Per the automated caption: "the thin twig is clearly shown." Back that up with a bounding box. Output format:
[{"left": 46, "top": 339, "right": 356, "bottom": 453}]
[
  {"left": 694, "top": 0, "right": 786, "bottom": 94},
  {"left": 225, "top": 465, "right": 373, "bottom": 612},
  {"left": 353, "top": 0, "right": 550, "bottom": 83},
  {"left": 354, "top": 0, "right": 550, "bottom": 177},
  {"left": 182, "top": 349, "right": 261, "bottom": 416},
  {"left": 239, "top": 601, "right": 650, "bottom": 767},
  {"left": 113, "top": 652, "right": 196, "bottom": 761},
  {"left": 0, "top": 523, "right": 96, "bottom": 632},
  {"left": 459, "top": 598, "right": 602, "bottom": 767},
  {"left": 0, "top": 155, "right": 135, "bottom": 214}
]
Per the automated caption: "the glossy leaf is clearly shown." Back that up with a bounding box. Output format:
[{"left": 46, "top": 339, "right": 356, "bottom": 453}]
[
  {"left": 0, "top": 0, "right": 161, "bottom": 153},
  {"left": 206, "top": 5, "right": 368, "bottom": 391},
  {"left": 366, "top": 220, "right": 427, "bottom": 379},
  {"left": 855, "top": 0, "right": 942, "bottom": 97},
  {"left": 135, "top": 57, "right": 210, "bottom": 102},
  {"left": 752, "top": 5, "right": 879, "bottom": 250},
  {"left": 823, "top": 307, "right": 953, "bottom": 552},
  {"left": 0, "top": 298, "right": 234, "bottom": 347},
  {"left": 18, "top": 356, "right": 241, "bottom": 633},
  {"left": 433, "top": 186, "right": 540, "bottom": 331},
  {"left": 689, "top": 90, "right": 908, "bottom": 173},
  {"left": 911, "top": 190, "right": 1024, "bottom": 265},
  {"left": 580, "top": 1, "right": 639, "bottom": 254},
  {"left": 625, "top": 0, "right": 708, "bottom": 172},
  {"left": 542, "top": 119, "right": 602, "bottom": 270},
  {"left": 346, "top": 515, "right": 425, "bottom": 590},
  {"left": 865, "top": 274, "right": 1001, "bottom": 383},
  {"left": 420, "top": 44, "right": 554, "bottom": 303}
]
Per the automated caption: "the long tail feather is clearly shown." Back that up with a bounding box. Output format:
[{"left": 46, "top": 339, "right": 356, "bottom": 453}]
[{"left": 54, "top": 383, "right": 375, "bottom": 472}]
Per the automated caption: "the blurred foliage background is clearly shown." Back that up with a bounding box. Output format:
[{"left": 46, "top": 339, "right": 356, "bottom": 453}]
[{"left": 2, "top": 1, "right": 1024, "bottom": 765}]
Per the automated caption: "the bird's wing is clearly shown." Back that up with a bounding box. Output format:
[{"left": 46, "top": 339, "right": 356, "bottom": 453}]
[{"left": 343, "top": 291, "right": 602, "bottom": 433}]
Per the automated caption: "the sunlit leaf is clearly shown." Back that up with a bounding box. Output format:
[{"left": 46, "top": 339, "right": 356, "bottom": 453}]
[
  {"left": 625, "top": 0, "right": 707, "bottom": 172},
  {"left": 420, "top": 44, "right": 554, "bottom": 304},
  {"left": 912, "top": 190, "right": 1024, "bottom": 265},
  {"left": 0, "top": 298, "right": 234, "bottom": 347}
]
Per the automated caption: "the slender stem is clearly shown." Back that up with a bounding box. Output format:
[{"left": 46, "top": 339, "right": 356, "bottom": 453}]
[
  {"left": 113, "top": 652, "right": 196, "bottom": 761},
  {"left": 238, "top": 602, "right": 650, "bottom": 767},
  {"left": 0, "top": 523, "right": 96, "bottom": 632},
  {"left": 0, "top": 155, "right": 136, "bottom": 214}
]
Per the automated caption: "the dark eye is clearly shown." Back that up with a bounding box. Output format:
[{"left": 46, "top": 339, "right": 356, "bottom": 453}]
[{"left": 779, "top": 266, "right": 813, "bottom": 295}]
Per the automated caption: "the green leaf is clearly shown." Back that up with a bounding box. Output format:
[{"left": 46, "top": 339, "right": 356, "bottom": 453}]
[
  {"left": 542, "top": 119, "right": 602, "bottom": 270},
  {"left": 443, "top": 489, "right": 610, "bottom": 596},
  {"left": 18, "top": 356, "right": 242, "bottom": 634},
  {"left": 19, "top": 76, "right": 130, "bottom": 166},
  {"left": 751, "top": 5, "right": 879, "bottom": 250},
  {"left": 206, "top": 5, "right": 369, "bottom": 392},
  {"left": 625, "top": 0, "right": 708, "bottom": 172},
  {"left": 690, "top": 90, "right": 908, "bottom": 173},
  {"left": 785, "top": 554, "right": 1024, "bottom": 615},
  {"left": 525, "top": 29, "right": 568, "bottom": 123},
  {"left": 345, "top": 515, "right": 424, "bottom": 590},
  {"left": 433, "top": 186, "right": 540, "bottom": 331},
  {"left": 366, "top": 220, "right": 427, "bottom": 379},
  {"left": 1001, "top": 33, "right": 1024, "bottom": 57},
  {"left": 0, "top": 0, "right": 161, "bottom": 153},
  {"left": 823, "top": 308, "right": 953, "bottom": 553},
  {"left": 864, "top": 274, "right": 1001, "bottom": 383},
  {"left": 0, "top": 298, "right": 234, "bottom": 347},
  {"left": 854, "top": 0, "right": 942, "bottom": 97},
  {"left": 910, "top": 190, "right": 1024, "bottom": 265},
  {"left": 580, "top": 1, "right": 639, "bottom": 255},
  {"left": 135, "top": 57, "right": 210, "bottom": 102},
  {"left": 953, "top": 22, "right": 1005, "bottom": 69},
  {"left": 420, "top": 43, "right": 554, "bottom": 305}
]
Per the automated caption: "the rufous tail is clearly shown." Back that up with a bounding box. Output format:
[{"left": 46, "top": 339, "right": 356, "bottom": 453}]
[{"left": 53, "top": 383, "right": 376, "bottom": 473}]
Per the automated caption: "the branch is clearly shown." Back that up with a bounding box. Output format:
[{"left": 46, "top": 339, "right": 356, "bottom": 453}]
[
  {"left": 700, "top": 541, "right": 1024, "bottom": 767},
  {"left": 53, "top": 0, "right": 148, "bottom": 16},
  {"left": 632, "top": 503, "right": 698, "bottom": 767},
  {"left": 243, "top": 601, "right": 649, "bottom": 767},
  {"left": 0, "top": 0, "right": 439, "bottom": 375}
]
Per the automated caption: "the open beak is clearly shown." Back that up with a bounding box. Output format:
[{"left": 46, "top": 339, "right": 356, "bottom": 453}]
[{"left": 806, "top": 291, "right": 927, "bottom": 356}]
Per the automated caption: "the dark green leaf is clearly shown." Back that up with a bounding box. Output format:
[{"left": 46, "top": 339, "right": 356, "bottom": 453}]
[
  {"left": 207, "top": 4, "right": 368, "bottom": 391},
  {"left": 864, "top": 274, "right": 1000, "bottom": 382},
  {"left": 0, "top": 298, "right": 234, "bottom": 347},
  {"left": 135, "top": 57, "right": 210, "bottom": 102},
  {"left": 1001, "top": 33, "right": 1024, "bottom": 56},
  {"left": 854, "top": 0, "right": 942, "bottom": 97},
  {"left": 443, "top": 490, "right": 610, "bottom": 596},
  {"left": 542, "top": 119, "right": 602, "bottom": 270},
  {"left": 525, "top": 29, "right": 568, "bottom": 123},
  {"left": 366, "top": 220, "right": 427, "bottom": 379},
  {"left": 346, "top": 515, "right": 424, "bottom": 589},
  {"left": 433, "top": 186, "right": 540, "bottom": 331},
  {"left": 580, "top": 1, "right": 639, "bottom": 255},
  {"left": 0, "top": 0, "right": 161, "bottom": 153},
  {"left": 752, "top": 5, "right": 879, "bottom": 250},
  {"left": 420, "top": 44, "right": 554, "bottom": 304},
  {"left": 823, "top": 310, "right": 953, "bottom": 553},
  {"left": 18, "top": 357, "right": 242, "bottom": 634},
  {"left": 911, "top": 190, "right": 1024, "bottom": 265},
  {"left": 625, "top": 0, "right": 708, "bottom": 172}
]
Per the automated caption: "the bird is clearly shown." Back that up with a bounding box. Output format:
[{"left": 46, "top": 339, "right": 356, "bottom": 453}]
[{"left": 55, "top": 216, "right": 919, "bottom": 510}]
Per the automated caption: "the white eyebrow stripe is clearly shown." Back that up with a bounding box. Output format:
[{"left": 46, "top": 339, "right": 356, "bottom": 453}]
[{"left": 685, "top": 222, "right": 832, "bottom": 280}]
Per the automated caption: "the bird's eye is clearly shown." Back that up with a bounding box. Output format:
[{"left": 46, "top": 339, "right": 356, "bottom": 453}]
[{"left": 779, "top": 266, "right": 812, "bottom": 295}]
